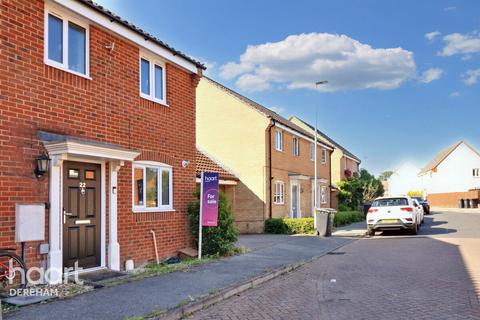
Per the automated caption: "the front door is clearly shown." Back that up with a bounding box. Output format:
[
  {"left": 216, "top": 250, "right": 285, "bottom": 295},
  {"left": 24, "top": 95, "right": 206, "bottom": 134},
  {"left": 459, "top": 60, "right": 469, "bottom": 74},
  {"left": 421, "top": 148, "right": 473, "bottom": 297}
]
[
  {"left": 63, "top": 161, "right": 101, "bottom": 269},
  {"left": 291, "top": 183, "right": 299, "bottom": 218}
]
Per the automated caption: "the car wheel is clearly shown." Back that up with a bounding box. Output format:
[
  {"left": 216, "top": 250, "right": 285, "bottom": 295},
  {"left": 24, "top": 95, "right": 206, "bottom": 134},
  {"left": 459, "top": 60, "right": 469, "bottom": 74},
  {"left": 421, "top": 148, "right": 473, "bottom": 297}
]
[
  {"left": 367, "top": 228, "right": 375, "bottom": 236},
  {"left": 410, "top": 224, "right": 418, "bottom": 235}
]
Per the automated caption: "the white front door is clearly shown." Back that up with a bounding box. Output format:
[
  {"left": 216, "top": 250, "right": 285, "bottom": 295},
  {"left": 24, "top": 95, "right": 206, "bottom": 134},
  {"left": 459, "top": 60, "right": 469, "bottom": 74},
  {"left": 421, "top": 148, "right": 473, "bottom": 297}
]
[{"left": 291, "top": 182, "right": 300, "bottom": 218}]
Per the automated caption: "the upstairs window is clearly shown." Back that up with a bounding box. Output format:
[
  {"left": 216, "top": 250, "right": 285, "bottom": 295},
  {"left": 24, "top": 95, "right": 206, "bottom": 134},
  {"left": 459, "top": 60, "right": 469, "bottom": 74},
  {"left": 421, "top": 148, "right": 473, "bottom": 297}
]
[
  {"left": 321, "top": 148, "right": 327, "bottom": 164},
  {"left": 133, "top": 162, "right": 173, "bottom": 212},
  {"left": 292, "top": 137, "right": 300, "bottom": 157},
  {"left": 140, "top": 55, "right": 166, "bottom": 104},
  {"left": 275, "top": 130, "right": 283, "bottom": 151},
  {"left": 473, "top": 168, "right": 480, "bottom": 177},
  {"left": 45, "top": 10, "right": 89, "bottom": 76},
  {"left": 310, "top": 143, "right": 315, "bottom": 161}
]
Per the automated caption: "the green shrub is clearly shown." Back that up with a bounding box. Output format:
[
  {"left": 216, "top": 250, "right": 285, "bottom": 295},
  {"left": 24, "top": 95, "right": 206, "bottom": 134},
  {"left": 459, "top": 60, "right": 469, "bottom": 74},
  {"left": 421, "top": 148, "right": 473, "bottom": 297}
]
[
  {"left": 264, "top": 218, "right": 288, "bottom": 234},
  {"left": 338, "top": 203, "right": 352, "bottom": 212},
  {"left": 264, "top": 218, "right": 314, "bottom": 234},
  {"left": 334, "top": 211, "right": 364, "bottom": 228},
  {"left": 188, "top": 191, "right": 238, "bottom": 256}
]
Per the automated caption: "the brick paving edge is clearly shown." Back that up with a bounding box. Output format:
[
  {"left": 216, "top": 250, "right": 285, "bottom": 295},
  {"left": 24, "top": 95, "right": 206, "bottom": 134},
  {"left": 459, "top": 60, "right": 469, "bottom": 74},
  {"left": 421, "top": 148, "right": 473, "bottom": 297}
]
[{"left": 157, "top": 237, "right": 358, "bottom": 320}]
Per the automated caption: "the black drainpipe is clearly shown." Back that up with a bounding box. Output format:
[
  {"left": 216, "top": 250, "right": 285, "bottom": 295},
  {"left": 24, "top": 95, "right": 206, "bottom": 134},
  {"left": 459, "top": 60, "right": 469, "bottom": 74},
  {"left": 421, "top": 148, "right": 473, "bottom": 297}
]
[{"left": 267, "top": 118, "right": 275, "bottom": 219}]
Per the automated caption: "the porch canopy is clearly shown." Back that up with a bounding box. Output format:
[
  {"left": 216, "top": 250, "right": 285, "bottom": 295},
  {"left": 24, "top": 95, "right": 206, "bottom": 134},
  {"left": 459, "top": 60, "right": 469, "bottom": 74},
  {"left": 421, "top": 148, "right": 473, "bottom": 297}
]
[{"left": 39, "top": 131, "right": 139, "bottom": 283}]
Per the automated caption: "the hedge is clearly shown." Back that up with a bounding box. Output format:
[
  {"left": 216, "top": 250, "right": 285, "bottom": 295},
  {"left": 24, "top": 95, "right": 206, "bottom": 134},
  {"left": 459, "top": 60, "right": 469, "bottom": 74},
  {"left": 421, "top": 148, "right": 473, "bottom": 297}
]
[
  {"left": 333, "top": 211, "right": 364, "bottom": 228},
  {"left": 265, "top": 218, "right": 314, "bottom": 234}
]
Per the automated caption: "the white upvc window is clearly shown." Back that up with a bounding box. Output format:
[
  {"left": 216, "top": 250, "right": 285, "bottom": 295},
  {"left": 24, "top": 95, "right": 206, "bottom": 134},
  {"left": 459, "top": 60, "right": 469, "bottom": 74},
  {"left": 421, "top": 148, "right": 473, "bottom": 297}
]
[
  {"left": 473, "top": 168, "right": 480, "bottom": 177},
  {"left": 292, "top": 137, "right": 300, "bottom": 157},
  {"left": 132, "top": 161, "right": 173, "bottom": 212},
  {"left": 344, "top": 157, "right": 348, "bottom": 170},
  {"left": 273, "top": 181, "right": 285, "bottom": 204},
  {"left": 44, "top": 7, "right": 89, "bottom": 78},
  {"left": 321, "top": 148, "right": 327, "bottom": 164},
  {"left": 275, "top": 130, "right": 283, "bottom": 151},
  {"left": 310, "top": 143, "right": 315, "bottom": 161},
  {"left": 140, "top": 54, "right": 167, "bottom": 105},
  {"left": 320, "top": 186, "right": 327, "bottom": 204}
]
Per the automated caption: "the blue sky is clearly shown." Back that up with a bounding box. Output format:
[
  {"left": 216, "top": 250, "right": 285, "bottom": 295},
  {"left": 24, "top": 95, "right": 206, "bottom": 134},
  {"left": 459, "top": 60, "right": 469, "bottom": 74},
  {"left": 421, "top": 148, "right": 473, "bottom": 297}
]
[{"left": 97, "top": 0, "right": 480, "bottom": 175}]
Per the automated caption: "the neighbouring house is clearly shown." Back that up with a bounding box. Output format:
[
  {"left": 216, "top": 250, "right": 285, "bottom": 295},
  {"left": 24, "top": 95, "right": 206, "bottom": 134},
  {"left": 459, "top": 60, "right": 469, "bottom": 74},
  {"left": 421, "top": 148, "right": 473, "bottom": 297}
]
[
  {"left": 197, "top": 77, "right": 334, "bottom": 233},
  {"left": 386, "top": 162, "right": 423, "bottom": 196},
  {"left": 0, "top": 0, "right": 204, "bottom": 282},
  {"left": 418, "top": 141, "right": 480, "bottom": 208},
  {"left": 196, "top": 148, "right": 239, "bottom": 213},
  {"left": 289, "top": 116, "right": 361, "bottom": 209},
  {"left": 289, "top": 116, "right": 361, "bottom": 184}
]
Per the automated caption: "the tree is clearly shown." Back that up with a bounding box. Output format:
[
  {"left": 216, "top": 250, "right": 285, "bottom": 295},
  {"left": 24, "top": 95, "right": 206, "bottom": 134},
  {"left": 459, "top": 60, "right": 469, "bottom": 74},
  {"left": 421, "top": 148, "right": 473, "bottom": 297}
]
[
  {"left": 337, "top": 169, "right": 384, "bottom": 210},
  {"left": 378, "top": 170, "right": 394, "bottom": 181}
]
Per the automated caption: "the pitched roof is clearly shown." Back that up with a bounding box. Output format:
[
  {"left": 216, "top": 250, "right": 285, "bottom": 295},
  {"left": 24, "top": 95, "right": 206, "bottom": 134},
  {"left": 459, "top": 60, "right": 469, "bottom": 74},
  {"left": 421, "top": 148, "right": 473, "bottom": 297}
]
[
  {"left": 419, "top": 141, "right": 480, "bottom": 175},
  {"left": 289, "top": 116, "right": 361, "bottom": 163},
  {"left": 76, "top": 0, "right": 205, "bottom": 70},
  {"left": 196, "top": 149, "right": 238, "bottom": 181},
  {"left": 203, "top": 77, "right": 334, "bottom": 149}
]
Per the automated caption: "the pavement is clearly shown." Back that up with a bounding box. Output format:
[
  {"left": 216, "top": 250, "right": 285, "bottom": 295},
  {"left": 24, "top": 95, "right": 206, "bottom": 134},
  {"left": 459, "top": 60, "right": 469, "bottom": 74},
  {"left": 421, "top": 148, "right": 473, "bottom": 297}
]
[
  {"left": 5, "top": 234, "right": 351, "bottom": 320},
  {"left": 190, "top": 209, "right": 480, "bottom": 320},
  {"left": 332, "top": 220, "right": 367, "bottom": 237}
]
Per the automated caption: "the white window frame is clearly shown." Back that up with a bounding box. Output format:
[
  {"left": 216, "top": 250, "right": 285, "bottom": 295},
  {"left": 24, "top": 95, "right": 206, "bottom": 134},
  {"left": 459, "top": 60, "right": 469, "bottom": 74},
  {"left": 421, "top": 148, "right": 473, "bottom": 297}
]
[
  {"left": 320, "top": 186, "right": 327, "bottom": 204},
  {"left": 139, "top": 53, "right": 167, "bottom": 105},
  {"left": 344, "top": 157, "right": 348, "bottom": 170},
  {"left": 321, "top": 148, "right": 327, "bottom": 164},
  {"left": 273, "top": 181, "right": 285, "bottom": 205},
  {"left": 44, "top": 5, "right": 90, "bottom": 78},
  {"left": 292, "top": 137, "right": 300, "bottom": 157},
  {"left": 132, "top": 161, "right": 173, "bottom": 212},
  {"left": 275, "top": 130, "right": 283, "bottom": 151},
  {"left": 473, "top": 168, "right": 480, "bottom": 178}
]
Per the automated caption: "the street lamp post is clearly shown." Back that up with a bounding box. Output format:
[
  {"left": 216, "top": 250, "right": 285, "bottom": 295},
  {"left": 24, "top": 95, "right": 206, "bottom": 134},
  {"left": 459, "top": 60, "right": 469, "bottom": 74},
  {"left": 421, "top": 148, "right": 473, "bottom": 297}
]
[{"left": 313, "top": 80, "right": 328, "bottom": 230}]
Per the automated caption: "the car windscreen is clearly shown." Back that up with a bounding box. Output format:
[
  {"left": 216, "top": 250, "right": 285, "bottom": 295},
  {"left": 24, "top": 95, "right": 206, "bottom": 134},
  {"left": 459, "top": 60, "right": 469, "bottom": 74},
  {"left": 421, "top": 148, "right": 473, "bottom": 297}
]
[
  {"left": 412, "top": 197, "right": 424, "bottom": 202},
  {"left": 371, "top": 198, "right": 408, "bottom": 207}
]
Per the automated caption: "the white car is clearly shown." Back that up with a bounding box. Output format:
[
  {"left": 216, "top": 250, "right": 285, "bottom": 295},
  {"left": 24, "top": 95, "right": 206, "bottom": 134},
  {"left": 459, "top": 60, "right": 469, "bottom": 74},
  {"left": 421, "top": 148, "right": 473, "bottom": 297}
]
[
  {"left": 412, "top": 198, "right": 424, "bottom": 224},
  {"left": 367, "top": 196, "right": 422, "bottom": 236}
]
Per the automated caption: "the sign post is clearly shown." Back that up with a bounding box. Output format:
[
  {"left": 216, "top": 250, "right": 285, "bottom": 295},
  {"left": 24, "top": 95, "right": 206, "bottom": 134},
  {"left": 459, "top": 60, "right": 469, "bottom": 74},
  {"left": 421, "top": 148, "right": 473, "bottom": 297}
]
[{"left": 198, "top": 172, "right": 219, "bottom": 259}]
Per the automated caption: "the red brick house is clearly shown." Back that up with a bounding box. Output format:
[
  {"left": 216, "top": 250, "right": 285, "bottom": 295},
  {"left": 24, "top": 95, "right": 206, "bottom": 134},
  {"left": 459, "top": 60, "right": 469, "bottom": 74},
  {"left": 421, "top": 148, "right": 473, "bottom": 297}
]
[{"left": 0, "top": 0, "right": 204, "bottom": 282}]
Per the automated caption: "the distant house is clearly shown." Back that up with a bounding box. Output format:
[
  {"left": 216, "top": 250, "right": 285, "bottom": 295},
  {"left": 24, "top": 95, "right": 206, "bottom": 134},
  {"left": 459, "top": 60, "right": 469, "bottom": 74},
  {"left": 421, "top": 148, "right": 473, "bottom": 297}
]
[
  {"left": 196, "top": 148, "right": 239, "bottom": 215},
  {"left": 387, "top": 163, "right": 423, "bottom": 196},
  {"left": 197, "top": 77, "right": 334, "bottom": 233},
  {"left": 419, "top": 141, "right": 480, "bottom": 208},
  {"left": 289, "top": 116, "right": 361, "bottom": 185}
]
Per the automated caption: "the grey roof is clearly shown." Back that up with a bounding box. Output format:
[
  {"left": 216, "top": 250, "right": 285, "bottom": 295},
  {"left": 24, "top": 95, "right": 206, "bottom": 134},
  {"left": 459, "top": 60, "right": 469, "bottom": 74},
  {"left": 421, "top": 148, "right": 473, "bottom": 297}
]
[
  {"left": 204, "top": 77, "right": 335, "bottom": 149},
  {"left": 39, "top": 131, "right": 138, "bottom": 153},
  {"left": 76, "top": 0, "right": 205, "bottom": 70},
  {"left": 419, "top": 141, "right": 480, "bottom": 175},
  {"left": 290, "top": 116, "right": 361, "bottom": 163}
]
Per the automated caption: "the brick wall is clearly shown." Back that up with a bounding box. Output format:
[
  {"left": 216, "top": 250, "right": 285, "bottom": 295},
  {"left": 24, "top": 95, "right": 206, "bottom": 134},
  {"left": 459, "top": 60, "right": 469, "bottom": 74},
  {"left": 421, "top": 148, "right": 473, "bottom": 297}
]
[
  {"left": 427, "top": 190, "right": 480, "bottom": 208},
  {"left": 0, "top": 0, "right": 199, "bottom": 269}
]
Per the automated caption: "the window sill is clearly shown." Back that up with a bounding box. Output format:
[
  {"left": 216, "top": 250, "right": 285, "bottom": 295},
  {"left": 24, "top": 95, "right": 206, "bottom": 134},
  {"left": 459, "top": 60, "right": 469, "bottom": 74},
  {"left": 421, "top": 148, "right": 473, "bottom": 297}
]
[
  {"left": 45, "top": 60, "right": 92, "bottom": 80},
  {"left": 133, "top": 208, "right": 175, "bottom": 213},
  {"left": 140, "top": 94, "right": 169, "bottom": 107}
]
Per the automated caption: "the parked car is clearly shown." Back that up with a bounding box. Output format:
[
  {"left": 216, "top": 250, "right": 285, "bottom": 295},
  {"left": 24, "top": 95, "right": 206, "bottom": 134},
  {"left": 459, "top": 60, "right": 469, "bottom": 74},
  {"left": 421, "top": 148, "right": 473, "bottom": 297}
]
[
  {"left": 412, "top": 196, "right": 430, "bottom": 215},
  {"left": 366, "top": 196, "right": 421, "bottom": 236},
  {"left": 412, "top": 198, "right": 424, "bottom": 224}
]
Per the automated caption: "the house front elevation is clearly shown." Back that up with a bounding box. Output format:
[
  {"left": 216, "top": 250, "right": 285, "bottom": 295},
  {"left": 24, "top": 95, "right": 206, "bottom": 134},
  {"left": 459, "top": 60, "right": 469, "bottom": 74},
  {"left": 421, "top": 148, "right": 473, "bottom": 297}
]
[
  {"left": 196, "top": 77, "right": 334, "bottom": 233},
  {"left": 0, "top": 0, "right": 204, "bottom": 282}
]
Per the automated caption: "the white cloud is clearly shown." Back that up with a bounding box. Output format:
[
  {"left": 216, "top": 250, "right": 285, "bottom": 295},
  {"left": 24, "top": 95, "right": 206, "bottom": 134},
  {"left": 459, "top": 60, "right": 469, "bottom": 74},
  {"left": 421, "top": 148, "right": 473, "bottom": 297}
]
[
  {"left": 269, "top": 106, "right": 286, "bottom": 114},
  {"left": 425, "top": 31, "right": 441, "bottom": 41},
  {"left": 444, "top": 6, "right": 456, "bottom": 12},
  {"left": 418, "top": 68, "right": 444, "bottom": 83},
  {"left": 462, "top": 68, "right": 480, "bottom": 86},
  {"left": 449, "top": 91, "right": 460, "bottom": 97},
  {"left": 439, "top": 32, "right": 480, "bottom": 56},
  {"left": 219, "top": 33, "right": 416, "bottom": 92}
]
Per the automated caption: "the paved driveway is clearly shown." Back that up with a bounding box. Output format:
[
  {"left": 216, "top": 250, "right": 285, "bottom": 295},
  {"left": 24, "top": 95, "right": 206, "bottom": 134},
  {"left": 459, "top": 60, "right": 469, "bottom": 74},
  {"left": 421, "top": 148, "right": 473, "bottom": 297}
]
[{"left": 191, "top": 210, "right": 480, "bottom": 320}]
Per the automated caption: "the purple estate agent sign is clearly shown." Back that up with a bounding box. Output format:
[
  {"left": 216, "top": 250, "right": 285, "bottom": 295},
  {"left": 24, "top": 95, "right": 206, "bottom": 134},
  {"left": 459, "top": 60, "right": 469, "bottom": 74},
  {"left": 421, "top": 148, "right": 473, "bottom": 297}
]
[{"left": 201, "top": 172, "right": 219, "bottom": 227}]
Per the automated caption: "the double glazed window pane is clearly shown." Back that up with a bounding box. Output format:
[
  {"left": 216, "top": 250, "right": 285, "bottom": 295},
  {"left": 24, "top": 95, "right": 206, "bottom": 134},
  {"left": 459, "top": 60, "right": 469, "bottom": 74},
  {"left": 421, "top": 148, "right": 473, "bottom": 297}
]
[
  {"left": 141, "top": 59, "right": 150, "bottom": 95},
  {"left": 68, "top": 22, "right": 86, "bottom": 74},
  {"left": 161, "top": 170, "right": 170, "bottom": 205},
  {"left": 154, "top": 65, "right": 163, "bottom": 100},
  {"left": 134, "top": 168, "right": 144, "bottom": 206},
  {"left": 146, "top": 168, "right": 158, "bottom": 208},
  {"left": 48, "top": 14, "right": 63, "bottom": 63}
]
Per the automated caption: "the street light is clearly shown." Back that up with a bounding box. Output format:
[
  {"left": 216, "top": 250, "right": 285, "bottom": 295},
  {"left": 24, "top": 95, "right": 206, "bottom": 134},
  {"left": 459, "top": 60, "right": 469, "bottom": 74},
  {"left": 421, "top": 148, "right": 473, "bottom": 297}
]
[{"left": 313, "top": 80, "right": 328, "bottom": 230}]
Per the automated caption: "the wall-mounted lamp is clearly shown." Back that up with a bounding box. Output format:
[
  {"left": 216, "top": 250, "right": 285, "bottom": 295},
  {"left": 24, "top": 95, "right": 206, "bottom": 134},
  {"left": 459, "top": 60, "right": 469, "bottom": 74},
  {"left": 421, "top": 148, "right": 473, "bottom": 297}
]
[{"left": 35, "top": 153, "right": 51, "bottom": 179}]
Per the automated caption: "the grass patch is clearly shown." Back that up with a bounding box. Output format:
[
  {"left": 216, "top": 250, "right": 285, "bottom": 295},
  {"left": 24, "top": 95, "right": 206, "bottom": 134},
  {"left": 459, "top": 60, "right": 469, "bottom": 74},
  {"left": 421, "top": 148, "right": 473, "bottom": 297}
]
[{"left": 333, "top": 211, "right": 364, "bottom": 228}]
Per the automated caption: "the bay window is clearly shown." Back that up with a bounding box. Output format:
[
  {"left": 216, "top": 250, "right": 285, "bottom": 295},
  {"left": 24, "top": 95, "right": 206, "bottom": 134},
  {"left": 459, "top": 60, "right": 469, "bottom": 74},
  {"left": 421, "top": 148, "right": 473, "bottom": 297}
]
[{"left": 133, "top": 162, "right": 173, "bottom": 211}]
